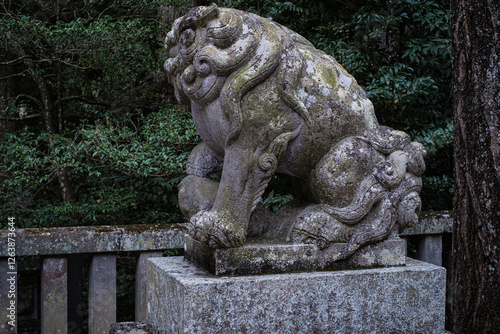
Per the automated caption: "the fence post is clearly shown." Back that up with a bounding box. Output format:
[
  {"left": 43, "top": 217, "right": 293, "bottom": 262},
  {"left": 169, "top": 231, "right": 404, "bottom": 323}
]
[
  {"left": 41, "top": 256, "right": 68, "bottom": 334},
  {"left": 89, "top": 254, "right": 116, "bottom": 334},
  {"left": 135, "top": 251, "right": 163, "bottom": 321},
  {"left": 0, "top": 258, "right": 16, "bottom": 332},
  {"left": 415, "top": 235, "right": 443, "bottom": 266}
]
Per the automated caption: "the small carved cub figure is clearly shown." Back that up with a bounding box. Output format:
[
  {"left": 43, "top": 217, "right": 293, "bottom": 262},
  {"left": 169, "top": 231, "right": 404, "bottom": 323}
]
[{"left": 164, "top": 5, "right": 425, "bottom": 261}]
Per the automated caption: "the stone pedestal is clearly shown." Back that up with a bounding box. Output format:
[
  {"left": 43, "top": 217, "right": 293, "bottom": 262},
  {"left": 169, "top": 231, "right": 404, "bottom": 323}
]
[
  {"left": 185, "top": 236, "right": 406, "bottom": 276},
  {"left": 147, "top": 257, "right": 446, "bottom": 334}
]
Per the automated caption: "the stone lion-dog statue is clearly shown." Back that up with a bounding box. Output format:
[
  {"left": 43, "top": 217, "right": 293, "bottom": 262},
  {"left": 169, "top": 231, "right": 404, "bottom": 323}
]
[{"left": 164, "top": 4, "right": 425, "bottom": 261}]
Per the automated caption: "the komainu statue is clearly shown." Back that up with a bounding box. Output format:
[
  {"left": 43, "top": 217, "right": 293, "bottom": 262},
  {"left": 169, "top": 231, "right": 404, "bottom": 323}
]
[{"left": 164, "top": 5, "right": 426, "bottom": 262}]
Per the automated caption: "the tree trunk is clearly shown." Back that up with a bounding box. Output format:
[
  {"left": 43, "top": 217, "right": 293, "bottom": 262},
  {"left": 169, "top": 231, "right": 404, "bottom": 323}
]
[
  {"left": 451, "top": 1, "right": 500, "bottom": 333},
  {"left": 29, "top": 65, "right": 75, "bottom": 202},
  {"left": 8, "top": 32, "right": 76, "bottom": 202}
]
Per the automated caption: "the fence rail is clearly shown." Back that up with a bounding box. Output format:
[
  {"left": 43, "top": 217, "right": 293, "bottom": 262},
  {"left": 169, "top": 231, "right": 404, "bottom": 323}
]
[
  {"left": 0, "top": 224, "right": 186, "bottom": 334},
  {"left": 0, "top": 213, "right": 452, "bottom": 334}
]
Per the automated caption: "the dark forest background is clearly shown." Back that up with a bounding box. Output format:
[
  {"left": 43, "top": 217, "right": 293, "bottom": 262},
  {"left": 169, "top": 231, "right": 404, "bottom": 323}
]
[{"left": 0, "top": 0, "right": 452, "bottom": 228}]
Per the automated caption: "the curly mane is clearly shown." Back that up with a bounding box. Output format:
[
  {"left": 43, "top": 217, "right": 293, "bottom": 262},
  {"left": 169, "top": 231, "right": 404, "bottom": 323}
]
[{"left": 164, "top": 4, "right": 313, "bottom": 145}]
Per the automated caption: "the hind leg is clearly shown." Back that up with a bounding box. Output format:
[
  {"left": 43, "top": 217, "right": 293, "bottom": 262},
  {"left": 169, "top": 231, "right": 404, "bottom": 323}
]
[
  {"left": 290, "top": 137, "right": 394, "bottom": 257},
  {"left": 291, "top": 134, "right": 424, "bottom": 261}
]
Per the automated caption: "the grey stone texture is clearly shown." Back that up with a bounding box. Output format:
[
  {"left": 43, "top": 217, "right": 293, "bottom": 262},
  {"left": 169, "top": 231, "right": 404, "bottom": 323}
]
[
  {"left": 41, "top": 257, "right": 67, "bottom": 334},
  {"left": 89, "top": 254, "right": 116, "bottom": 334},
  {"left": 402, "top": 211, "right": 453, "bottom": 236},
  {"left": 166, "top": 5, "right": 426, "bottom": 262},
  {"left": 110, "top": 321, "right": 152, "bottom": 334},
  {"left": 0, "top": 224, "right": 186, "bottom": 257},
  {"left": 415, "top": 235, "right": 443, "bottom": 266},
  {"left": 147, "top": 256, "right": 446, "bottom": 334},
  {"left": 136, "top": 252, "right": 163, "bottom": 321},
  {"left": 185, "top": 235, "right": 406, "bottom": 276}
]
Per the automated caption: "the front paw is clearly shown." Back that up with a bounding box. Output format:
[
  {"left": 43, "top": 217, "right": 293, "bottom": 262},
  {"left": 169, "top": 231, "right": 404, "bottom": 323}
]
[{"left": 188, "top": 210, "right": 246, "bottom": 248}]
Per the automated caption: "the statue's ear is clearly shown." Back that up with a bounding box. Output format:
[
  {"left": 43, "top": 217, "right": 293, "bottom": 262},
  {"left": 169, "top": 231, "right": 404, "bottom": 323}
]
[{"left": 180, "top": 4, "right": 219, "bottom": 30}]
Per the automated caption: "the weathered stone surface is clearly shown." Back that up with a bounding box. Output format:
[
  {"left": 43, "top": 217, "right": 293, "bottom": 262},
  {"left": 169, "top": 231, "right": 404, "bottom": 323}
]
[
  {"left": 136, "top": 252, "right": 163, "bottom": 321},
  {"left": 89, "top": 254, "right": 116, "bottom": 334},
  {"left": 414, "top": 235, "right": 443, "bottom": 266},
  {"left": 41, "top": 257, "right": 67, "bottom": 334},
  {"left": 402, "top": 211, "right": 453, "bottom": 236},
  {"left": 185, "top": 235, "right": 405, "bottom": 276},
  {"left": 147, "top": 256, "right": 446, "bottom": 334},
  {"left": 110, "top": 321, "right": 152, "bottom": 334},
  {"left": 166, "top": 5, "right": 426, "bottom": 262},
  {"left": 0, "top": 224, "right": 186, "bottom": 257}
]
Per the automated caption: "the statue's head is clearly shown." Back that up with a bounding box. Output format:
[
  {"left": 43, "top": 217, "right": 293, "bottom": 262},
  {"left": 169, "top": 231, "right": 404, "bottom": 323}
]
[
  {"left": 164, "top": 4, "right": 257, "bottom": 106},
  {"left": 163, "top": 5, "right": 318, "bottom": 145}
]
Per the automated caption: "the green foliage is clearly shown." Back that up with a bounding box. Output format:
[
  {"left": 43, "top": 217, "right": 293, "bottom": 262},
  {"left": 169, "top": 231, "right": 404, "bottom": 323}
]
[
  {"left": 0, "top": 8, "right": 167, "bottom": 119},
  {"left": 0, "top": 107, "right": 199, "bottom": 228},
  {"left": 213, "top": 0, "right": 335, "bottom": 37},
  {"left": 74, "top": 109, "right": 198, "bottom": 177},
  {"left": 261, "top": 190, "right": 294, "bottom": 212},
  {"left": 411, "top": 120, "right": 454, "bottom": 155},
  {"left": 411, "top": 121, "right": 454, "bottom": 209},
  {"left": 0, "top": 0, "right": 201, "bottom": 228},
  {"left": 312, "top": 0, "right": 452, "bottom": 130}
]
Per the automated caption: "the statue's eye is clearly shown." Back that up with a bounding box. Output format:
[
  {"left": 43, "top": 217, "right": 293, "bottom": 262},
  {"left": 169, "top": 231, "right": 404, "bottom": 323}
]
[{"left": 180, "top": 29, "right": 196, "bottom": 48}]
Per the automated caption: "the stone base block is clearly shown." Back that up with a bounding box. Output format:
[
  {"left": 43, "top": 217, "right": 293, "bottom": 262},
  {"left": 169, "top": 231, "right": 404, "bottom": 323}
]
[
  {"left": 147, "top": 257, "right": 446, "bottom": 334},
  {"left": 110, "top": 321, "right": 152, "bottom": 334},
  {"left": 185, "top": 235, "right": 406, "bottom": 276}
]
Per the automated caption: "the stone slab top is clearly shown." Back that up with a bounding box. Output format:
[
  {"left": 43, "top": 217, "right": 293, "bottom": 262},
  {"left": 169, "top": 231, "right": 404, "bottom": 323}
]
[
  {"left": 149, "top": 256, "right": 445, "bottom": 283},
  {"left": 0, "top": 224, "right": 186, "bottom": 257}
]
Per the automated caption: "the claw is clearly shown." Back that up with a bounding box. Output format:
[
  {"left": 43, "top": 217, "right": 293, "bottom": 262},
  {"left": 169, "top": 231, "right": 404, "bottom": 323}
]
[
  {"left": 209, "top": 227, "right": 230, "bottom": 248},
  {"left": 188, "top": 210, "right": 246, "bottom": 248}
]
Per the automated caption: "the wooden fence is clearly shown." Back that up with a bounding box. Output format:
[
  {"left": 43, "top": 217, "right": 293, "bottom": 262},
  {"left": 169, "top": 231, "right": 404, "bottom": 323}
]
[{"left": 0, "top": 212, "right": 452, "bottom": 334}]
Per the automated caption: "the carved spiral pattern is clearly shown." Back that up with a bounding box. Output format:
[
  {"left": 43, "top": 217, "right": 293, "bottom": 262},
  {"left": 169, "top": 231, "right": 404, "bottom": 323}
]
[{"left": 258, "top": 153, "right": 277, "bottom": 172}]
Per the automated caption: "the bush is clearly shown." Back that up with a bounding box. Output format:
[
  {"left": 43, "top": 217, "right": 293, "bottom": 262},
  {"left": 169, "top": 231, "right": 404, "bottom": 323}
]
[
  {"left": 0, "top": 0, "right": 200, "bottom": 228},
  {"left": 0, "top": 107, "right": 199, "bottom": 228}
]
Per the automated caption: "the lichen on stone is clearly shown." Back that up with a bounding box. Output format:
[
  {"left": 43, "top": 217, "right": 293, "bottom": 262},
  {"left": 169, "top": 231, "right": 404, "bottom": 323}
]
[{"left": 166, "top": 4, "right": 426, "bottom": 262}]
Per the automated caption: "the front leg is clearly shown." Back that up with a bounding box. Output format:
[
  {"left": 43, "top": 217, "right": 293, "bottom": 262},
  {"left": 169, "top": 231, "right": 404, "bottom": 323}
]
[
  {"left": 185, "top": 142, "right": 223, "bottom": 177},
  {"left": 189, "top": 142, "right": 278, "bottom": 248}
]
